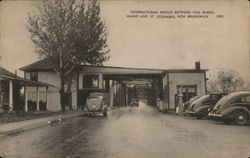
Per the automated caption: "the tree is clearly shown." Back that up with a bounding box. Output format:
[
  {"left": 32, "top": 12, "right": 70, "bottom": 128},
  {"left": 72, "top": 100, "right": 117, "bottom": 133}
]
[
  {"left": 27, "top": 0, "right": 109, "bottom": 111},
  {"left": 207, "top": 69, "right": 249, "bottom": 92}
]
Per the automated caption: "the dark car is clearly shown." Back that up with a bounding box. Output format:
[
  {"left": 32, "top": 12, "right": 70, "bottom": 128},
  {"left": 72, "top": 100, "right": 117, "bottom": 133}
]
[
  {"left": 183, "top": 96, "right": 201, "bottom": 112},
  {"left": 84, "top": 93, "right": 108, "bottom": 116},
  {"left": 130, "top": 98, "right": 139, "bottom": 107},
  {"left": 188, "top": 92, "right": 228, "bottom": 119},
  {"left": 186, "top": 95, "right": 210, "bottom": 117},
  {"left": 209, "top": 91, "right": 250, "bottom": 125}
]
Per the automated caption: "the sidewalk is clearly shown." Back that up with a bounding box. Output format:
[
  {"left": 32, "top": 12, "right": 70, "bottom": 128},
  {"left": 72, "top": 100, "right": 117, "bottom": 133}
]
[{"left": 0, "top": 110, "right": 84, "bottom": 138}]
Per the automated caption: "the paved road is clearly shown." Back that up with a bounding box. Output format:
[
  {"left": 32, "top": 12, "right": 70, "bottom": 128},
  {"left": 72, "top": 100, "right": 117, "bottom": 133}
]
[{"left": 0, "top": 101, "right": 249, "bottom": 158}]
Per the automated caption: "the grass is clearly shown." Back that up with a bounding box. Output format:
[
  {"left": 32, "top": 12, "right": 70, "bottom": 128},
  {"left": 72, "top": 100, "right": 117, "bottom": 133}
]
[{"left": 0, "top": 111, "right": 71, "bottom": 124}]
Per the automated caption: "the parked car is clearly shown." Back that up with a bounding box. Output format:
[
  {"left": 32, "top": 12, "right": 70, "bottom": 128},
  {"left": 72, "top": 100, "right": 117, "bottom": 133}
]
[
  {"left": 84, "top": 93, "right": 108, "bottom": 116},
  {"left": 130, "top": 98, "right": 139, "bottom": 107},
  {"left": 185, "top": 95, "right": 210, "bottom": 117},
  {"left": 183, "top": 96, "right": 201, "bottom": 112},
  {"left": 209, "top": 91, "right": 250, "bottom": 125},
  {"left": 187, "top": 92, "right": 228, "bottom": 119}
]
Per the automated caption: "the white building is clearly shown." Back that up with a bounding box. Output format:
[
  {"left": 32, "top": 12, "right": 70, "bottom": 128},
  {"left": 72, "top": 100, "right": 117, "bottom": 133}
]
[{"left": 20, "top": 60, "right": 207, "bottom": 112}]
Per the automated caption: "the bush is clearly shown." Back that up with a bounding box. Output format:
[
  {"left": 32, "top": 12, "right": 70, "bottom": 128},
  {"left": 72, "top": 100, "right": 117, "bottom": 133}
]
[{"left": 28, "top": 100, "right": 47, "bottom": 111}]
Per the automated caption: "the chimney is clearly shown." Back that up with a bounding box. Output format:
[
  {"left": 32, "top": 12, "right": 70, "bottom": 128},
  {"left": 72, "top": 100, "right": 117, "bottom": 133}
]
[{"left": 195, "top": 62, "right": 200, "bottom": 70}]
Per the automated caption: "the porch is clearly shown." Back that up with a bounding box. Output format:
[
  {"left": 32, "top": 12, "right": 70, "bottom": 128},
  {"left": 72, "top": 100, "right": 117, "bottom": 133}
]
[{"left": 0, "top": 67, "right": 53, "bottom": 113}]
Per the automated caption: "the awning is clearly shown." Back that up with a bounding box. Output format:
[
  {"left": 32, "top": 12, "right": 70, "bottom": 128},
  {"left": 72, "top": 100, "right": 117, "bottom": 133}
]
[
  {"left": 15, "top": 76, "right": 54, "bottom": 87},
  {"left": 0, "top": 75, "right": 54, "bottom": 87},
  {"left": 0, "top": 66, "right": 53, "bottom": 87}
]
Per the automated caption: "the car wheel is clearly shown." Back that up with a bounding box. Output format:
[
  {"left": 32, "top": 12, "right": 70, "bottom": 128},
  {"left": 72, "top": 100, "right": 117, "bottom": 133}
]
[
  {"left": 103, "top": 111, "right": 107, "bottom": 117},
  {"left": 234, "top": 111, "right": 248, "bottom": 125}
]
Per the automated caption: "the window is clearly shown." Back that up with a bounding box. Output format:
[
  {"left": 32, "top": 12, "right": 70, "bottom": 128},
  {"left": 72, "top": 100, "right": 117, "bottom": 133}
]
[
  {"left": 202, "top": 99, "right": 210, "bottom": 104},
  {"left": 177, "top": 85, "right": 197, "bottom": 102},
  {"left": 102, "top": 78, "right": 110, "bottom": 91},
  {"left": 1, "top": 80, "right": 9, "bottom": 105},
  {"left": 83, "top": 75, "right": 99, "bottom": 88},
  {"left": 30, "top": 72, "right": 38, "bottom": 81},
  {"left": 241, "top": 96, "right": 250, "bottom": 103},
  {"left": 211, "top": 94, "right": 218, "bottom": 100},
  {"left": 188, "top": 87, "right": 196, "bottom": 93}
]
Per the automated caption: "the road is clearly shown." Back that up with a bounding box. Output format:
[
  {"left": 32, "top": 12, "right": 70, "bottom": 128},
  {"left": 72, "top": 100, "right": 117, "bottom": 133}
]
[{"left": 0, "top": 101, "right": 249, "bottom": 158}]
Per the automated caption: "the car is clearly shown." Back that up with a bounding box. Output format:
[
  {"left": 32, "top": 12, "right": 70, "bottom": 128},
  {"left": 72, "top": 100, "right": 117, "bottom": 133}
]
[
  {"left": 183, "top": 96, "right": 201, "bottom": 112},
  {"left": 188, "top": 92, "right": 228, "bottom": 119},
  {"left": 84, "top": 92, "right": 108, "bottom": 116},
  {"left": 209, "top": 91, "right": 250, "bottom": 125},
  {"left": 130, "top": 98, "right": 139, "bottom": 107},
  {"left": 185, "top": 95, "right": 210, "bottom": 118}
]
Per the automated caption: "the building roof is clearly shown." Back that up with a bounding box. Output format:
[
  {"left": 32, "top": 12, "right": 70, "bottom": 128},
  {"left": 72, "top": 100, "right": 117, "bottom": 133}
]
[
  {"left": 0, "top": 66, "right": 16, "bottom": 79},
  {"left": 20, "top": 59, "right": 52, "bottom": 72},
  {"left": 163, "top": 69, "right": 208, "bottom": 73},
  {"left": 80, "top": 65, "right": 164, "bottom": 75},
  {"left": 20, "top": 59, "right": 208, "bottom": 74},
  {"left": 0, "top": 66, "right": 53, "bottom": 87}
]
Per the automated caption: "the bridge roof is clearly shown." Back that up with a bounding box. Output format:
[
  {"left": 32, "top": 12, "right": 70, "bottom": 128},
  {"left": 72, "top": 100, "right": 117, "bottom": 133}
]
[{"left": 20, "top": 59, "right": 208, "bottom": 75}]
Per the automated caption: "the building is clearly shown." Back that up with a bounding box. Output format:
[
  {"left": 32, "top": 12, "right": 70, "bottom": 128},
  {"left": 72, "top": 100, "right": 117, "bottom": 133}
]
[
  {"left": 20, "top": 60, "right": 208, "bottom": 111},
  {"left": 0, "top": 66, "right": 52, "bottom": 112}
]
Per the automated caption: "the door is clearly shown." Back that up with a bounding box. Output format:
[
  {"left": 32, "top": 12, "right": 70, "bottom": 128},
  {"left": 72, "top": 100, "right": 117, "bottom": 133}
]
[{"left": 176, "top": 85, "right": 197, "bottom": 103}]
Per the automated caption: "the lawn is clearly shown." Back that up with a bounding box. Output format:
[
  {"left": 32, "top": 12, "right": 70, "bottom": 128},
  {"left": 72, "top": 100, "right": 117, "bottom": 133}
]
[{"left": 0, "top": 111, "right": 70, "bottom": 124}]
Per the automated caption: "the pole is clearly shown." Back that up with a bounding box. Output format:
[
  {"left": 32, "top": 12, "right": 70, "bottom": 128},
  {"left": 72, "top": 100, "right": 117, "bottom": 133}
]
[
  {"left": 36, "top": 86, "right": 40, "bottom": 111},
  {"left": 46, "top": 86, "right": 49, "bottom": 111},
  {"left": 0, "top": 77, "right": 2, "bottom": 110},
  {"left": 24, "top": 84, "right": 28, "bottom": 112},
  {"left": 110, "top": 81, "right": 114, "bottom": 109},
  {"left": 9, "top": 80, "right": 13, "bottom": 112}
]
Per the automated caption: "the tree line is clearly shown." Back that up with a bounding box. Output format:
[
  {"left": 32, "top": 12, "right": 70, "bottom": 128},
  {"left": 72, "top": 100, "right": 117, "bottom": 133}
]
[{"left": 207, "top": 69, "right": 250, "bottom": 93}]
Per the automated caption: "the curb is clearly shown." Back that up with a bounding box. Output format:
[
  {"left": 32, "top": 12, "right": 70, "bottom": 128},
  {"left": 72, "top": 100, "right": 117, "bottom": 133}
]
[{"left": 0, "top": 112, "right": 84, "bottom": 139}]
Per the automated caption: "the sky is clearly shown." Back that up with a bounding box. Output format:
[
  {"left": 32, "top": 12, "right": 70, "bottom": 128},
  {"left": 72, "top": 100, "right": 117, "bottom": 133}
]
[{"left": 0, "top": 0, "right": 249, "bottom": 81}]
